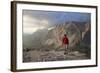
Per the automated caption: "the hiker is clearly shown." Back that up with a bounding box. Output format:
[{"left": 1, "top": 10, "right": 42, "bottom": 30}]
[{"left": 62, "top": 34, "right": 69, "bottom": 54}]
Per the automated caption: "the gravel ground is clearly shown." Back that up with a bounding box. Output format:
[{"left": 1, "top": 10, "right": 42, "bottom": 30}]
[{"left": 23, "top": 50, "right": 88, "bottom": 63}]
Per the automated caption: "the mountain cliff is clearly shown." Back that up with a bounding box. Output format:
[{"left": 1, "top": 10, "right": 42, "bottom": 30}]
[{"left": 23, "top": 21, "right": 91, "bottom": 51}]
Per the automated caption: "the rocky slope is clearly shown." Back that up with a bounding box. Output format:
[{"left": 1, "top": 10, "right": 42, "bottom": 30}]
[{"left": 23, "top": 21, "right": 91, "bottom": 50}]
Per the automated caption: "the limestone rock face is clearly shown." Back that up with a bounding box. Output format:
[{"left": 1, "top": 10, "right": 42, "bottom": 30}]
[{"left": 23, "top": 21, "right": 90, "bottom": 50}]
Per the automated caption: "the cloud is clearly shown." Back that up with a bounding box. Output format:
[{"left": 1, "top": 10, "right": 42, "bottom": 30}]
[{"left": 23, "top": 15, "right": 50, "bottom": 34}]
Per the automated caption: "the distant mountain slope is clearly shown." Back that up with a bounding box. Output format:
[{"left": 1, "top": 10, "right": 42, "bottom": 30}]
[{"left": 23, "top": 21, "right": 91, "bottom": 50}]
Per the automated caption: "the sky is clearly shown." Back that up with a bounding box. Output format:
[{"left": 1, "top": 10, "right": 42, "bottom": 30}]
[{"left": 23, "top": 10, "right": 91, "bottom": 34}]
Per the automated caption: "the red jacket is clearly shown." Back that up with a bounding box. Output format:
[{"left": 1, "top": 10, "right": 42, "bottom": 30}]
[{"left": 62, "top": 36, "right": 69, "bottom": 45}]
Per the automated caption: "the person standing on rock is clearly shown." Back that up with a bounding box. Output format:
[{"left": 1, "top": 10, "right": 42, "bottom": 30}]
[{"left": 62, "top": 34, "right": 69, "bottom": 54}]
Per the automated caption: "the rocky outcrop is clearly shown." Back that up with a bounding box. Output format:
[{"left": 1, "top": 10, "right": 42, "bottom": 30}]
[{"left": 23, "top": 21, "right": 91, "bottom": 50}]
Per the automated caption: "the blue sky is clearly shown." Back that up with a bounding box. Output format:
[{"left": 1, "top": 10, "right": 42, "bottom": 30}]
[{"left": 23, "top": 10, "right": 91, "bottom": 25}]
